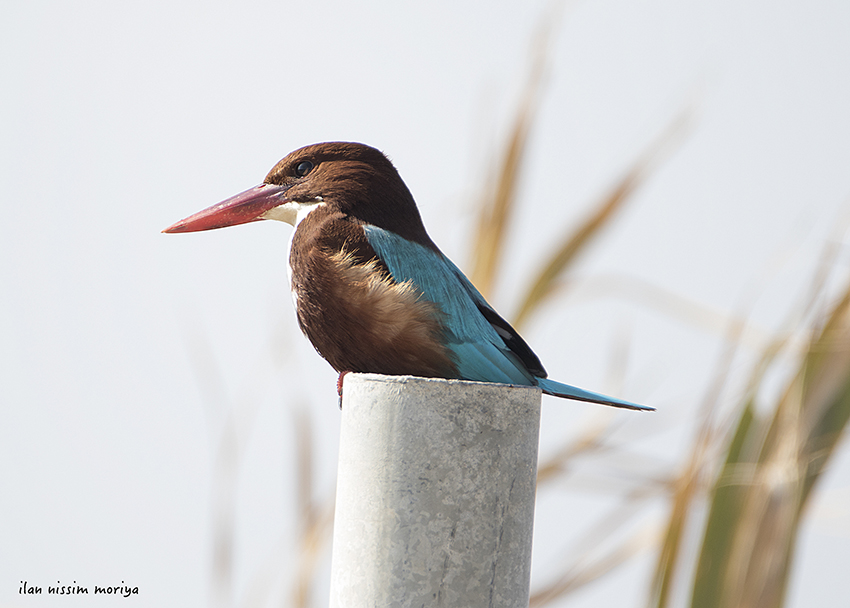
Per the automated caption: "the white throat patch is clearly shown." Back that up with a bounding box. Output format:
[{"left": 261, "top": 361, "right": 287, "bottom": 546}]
[
  {"left": 269, "top": 199, "right": 326, "bottom": 311},
  {"left": 260, "top": 199, "right": 325, "bottom": 227}
]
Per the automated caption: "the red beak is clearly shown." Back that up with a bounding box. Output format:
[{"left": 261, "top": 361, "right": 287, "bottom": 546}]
[{"left": 162, "top": 183, "right": 292, "bottom": 233}]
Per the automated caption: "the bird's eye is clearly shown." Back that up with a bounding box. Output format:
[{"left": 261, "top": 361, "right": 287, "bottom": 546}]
[{"left": 295, "top": 160, "right": 314, "bottom": 177}]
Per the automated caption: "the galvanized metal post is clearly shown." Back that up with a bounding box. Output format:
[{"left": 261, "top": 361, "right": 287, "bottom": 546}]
[{"left": 328, "top": 373, "right": 542, "bottom": 608}]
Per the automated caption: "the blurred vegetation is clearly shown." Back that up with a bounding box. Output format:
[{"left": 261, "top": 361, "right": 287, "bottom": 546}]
[
  {"left": 467, "top": 13, "right": 850, "bottom": 608},
  {"left": 203, "top": 10, "right": 850, "bottom": 608}
]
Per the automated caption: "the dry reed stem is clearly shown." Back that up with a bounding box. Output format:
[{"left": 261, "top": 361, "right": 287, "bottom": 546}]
[
  {"left": 531, "top": 530, "right": 651, "bottom": 607},
  {"left": 212, "top": 415, "right": 238, "bottom": 608},
  {"left": 290, "top": 409, "right": 336, "bottom": 608},
  {"left": 690, "top": 226, "right": 850, "bottom": 608},
  {"left": 468, "top": 11, "right": 555, "bottom": 299},
  {"left": 181, "top": 326, "right": 238, "bottom": 608},
  {"left": 291, "top": 495, "right": 336, "bottom": 608},
  {"left": 536, "top": 413, "right": 613, "bottom": 484},
  {"left": 557, "top": 272, "right": 777, "bottom": 349},
  {"left": 531, "top": 497, "right": 661, "bottom": 606},
  {"left": 717, "top": 287, "right": 850, "bottom": 608},
  {"left": 513, "top": 111, "right": 690, "bottom": 330},
  {"left": 647, "top": 285, "right": 752, "bottom": 608}
]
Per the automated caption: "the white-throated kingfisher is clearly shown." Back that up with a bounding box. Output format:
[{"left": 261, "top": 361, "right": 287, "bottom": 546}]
[{"left": 164, "top": 142, "right": 651, "bottom": 411}]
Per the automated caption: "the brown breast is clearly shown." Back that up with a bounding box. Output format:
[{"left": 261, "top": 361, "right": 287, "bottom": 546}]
[{"left": 288, "top": 207, "right": 457, "bottom": 378}]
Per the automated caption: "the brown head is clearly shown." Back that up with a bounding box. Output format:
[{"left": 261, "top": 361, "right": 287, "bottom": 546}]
[{"left": 163, "top": 142, "right": 434, "bottom": 247}]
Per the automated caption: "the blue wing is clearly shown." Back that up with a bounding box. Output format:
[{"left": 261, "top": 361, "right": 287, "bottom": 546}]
[
  {"left": 364, "top": 224, "right": 533, "bottom": 385},
  {"left": 363, "top": 225, "right": 653, "bottom": 411}
]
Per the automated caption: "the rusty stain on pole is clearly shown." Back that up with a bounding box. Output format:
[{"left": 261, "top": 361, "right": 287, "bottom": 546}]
[{"left": 329, "top": 373, "right": 542, "bottom": 608}]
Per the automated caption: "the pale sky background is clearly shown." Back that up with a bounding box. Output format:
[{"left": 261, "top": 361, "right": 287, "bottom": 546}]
[{"left": 2, "top": 1, "right": 850, "bottom": 607}]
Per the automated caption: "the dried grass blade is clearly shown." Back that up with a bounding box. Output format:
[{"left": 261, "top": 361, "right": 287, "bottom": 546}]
[
  {"left": 292, "top": 494, "right": 336, "bottom": 608},
  {"left": 512, "top": 112, "right": 689, "bottom": 330},
  {"left": 290, "top": 410, "right": 336, "bottom": 608},
  {"left": 690, "top": 285, "right": 850, "bottom": 608},
  {"left": 531, "top": 521, "right": 656, "bottom": 606},
  {"left": 536, "top": 414, "right": 612, "bottom": 484},
  {"left": 689, "top": 402, "right": 760, "bottom": 608},
  {"left": 647, "top": 447, "right": 704, "bottom": 608},
  {"left": 468, "top": 19, "right": 552, "bottom": 298}
]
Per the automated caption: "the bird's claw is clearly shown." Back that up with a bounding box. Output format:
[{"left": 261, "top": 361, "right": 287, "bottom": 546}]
[{"left": 337, "top": 371, "right": 350, "bottom": 409}]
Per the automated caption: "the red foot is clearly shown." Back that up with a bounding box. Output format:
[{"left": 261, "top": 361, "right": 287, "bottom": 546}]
[{"left": 337, "top": 371, "right": 351, "bottom": 409}]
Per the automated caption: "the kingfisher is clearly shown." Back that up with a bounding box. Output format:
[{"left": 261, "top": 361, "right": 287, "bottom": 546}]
[{"left": 164, "top": 142, "right": 651, "bottom": 411}]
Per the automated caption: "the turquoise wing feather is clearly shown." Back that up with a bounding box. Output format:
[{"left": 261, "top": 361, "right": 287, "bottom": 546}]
[
  {"left": 363, "top": 225, "right": 654, "bottom": 411},
  {"left": 363, "top": 225, "right": 532, "bottom": 385}
]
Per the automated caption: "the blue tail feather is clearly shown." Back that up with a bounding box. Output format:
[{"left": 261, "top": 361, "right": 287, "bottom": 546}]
[
  {"left": 536, "top": 378, "right": 654, "bottom": 411},
  {"left": 362, "top": 225, "right": 653, "bottom": 412}
]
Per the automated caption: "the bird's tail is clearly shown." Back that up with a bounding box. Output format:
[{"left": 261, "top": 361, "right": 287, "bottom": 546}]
[{"left": 536, "top": 378, "right": 654, "bottom": 411}]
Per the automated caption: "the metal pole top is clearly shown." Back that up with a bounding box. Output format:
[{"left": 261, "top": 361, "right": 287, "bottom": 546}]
[{"left": 329, "top": 373, "right": 542, "bottom": 608}]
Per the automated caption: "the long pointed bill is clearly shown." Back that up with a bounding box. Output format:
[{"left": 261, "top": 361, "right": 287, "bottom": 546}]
[{"left": 162, "top": 183, "right": 292, "bottom": 233}]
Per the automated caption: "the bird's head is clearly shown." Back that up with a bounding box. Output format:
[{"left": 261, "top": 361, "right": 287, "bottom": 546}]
[{"left": 163, "top": 142, "right": 430, "bottom": 243}]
